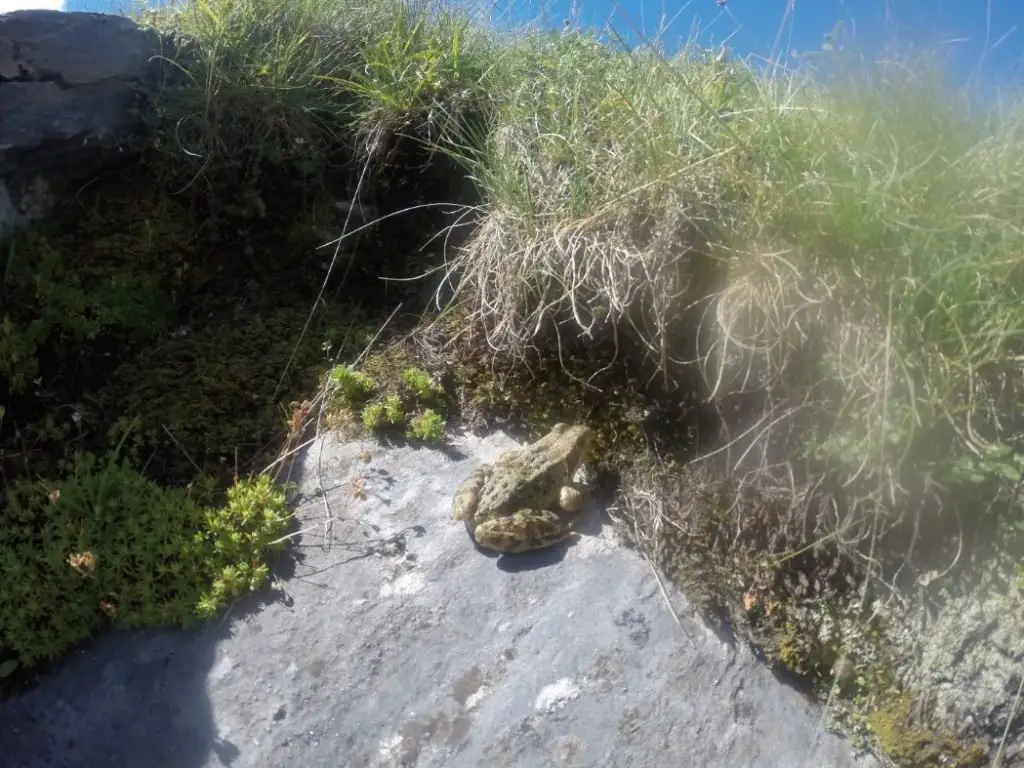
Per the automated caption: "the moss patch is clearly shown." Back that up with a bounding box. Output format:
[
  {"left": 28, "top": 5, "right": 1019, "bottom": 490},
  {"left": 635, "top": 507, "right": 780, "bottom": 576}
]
[
  {"left": 868, "top": 694, "right": 988, "bottom": 767},
  {"left": 98, "top": 305, "right": 341, "bottom": 484},
  {"left": 322, "top": 339, "right": 452, "bottom": 444}
]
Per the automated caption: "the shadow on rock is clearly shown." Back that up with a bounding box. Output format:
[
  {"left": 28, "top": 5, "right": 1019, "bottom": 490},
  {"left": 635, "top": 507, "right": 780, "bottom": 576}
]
[
  {"left": 0, "top": 623, "right": 220, "bottom": 768},
  {"left": 0, "top": 528, "right": 303, "bottom": 768},
  {"left": 494, "top": 541, "right": 573, "bottom": 572}
]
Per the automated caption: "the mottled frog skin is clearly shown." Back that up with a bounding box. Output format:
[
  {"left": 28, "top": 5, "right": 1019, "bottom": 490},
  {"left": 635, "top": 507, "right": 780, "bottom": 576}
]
[{"left": 451, "top": 423, "right": 594, "bottom": 554}]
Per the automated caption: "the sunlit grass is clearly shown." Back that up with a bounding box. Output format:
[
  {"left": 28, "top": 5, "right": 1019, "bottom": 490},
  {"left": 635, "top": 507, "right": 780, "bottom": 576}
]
[{"left": 138, "top": 0, "right": 1024, "bottom": 562}]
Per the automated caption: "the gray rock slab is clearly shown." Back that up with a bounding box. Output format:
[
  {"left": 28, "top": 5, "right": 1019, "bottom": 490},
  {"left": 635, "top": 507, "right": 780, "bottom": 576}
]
[
  {"left": 0, "top": 10, "right": 165, "bottom": 154},
  {"left": 0, "top": 10, "right": 160, "bottom": 85},
  {"left": 0, "top": 10, "right": 170, "bottom": 237},
  {"left": 0, "top": 429, "right": 879, "bottom": 768},
  {"left": 902, "top": 570, "right": 1024, "bottom": 756}
]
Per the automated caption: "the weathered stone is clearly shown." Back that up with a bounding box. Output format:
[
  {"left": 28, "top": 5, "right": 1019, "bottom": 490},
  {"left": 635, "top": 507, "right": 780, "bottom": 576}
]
[
  {"left": 898, "top": 561, "right": 1024, "bottom": 752},
  {"left": 0, "top": 429, "right": 880, "bottom": 767},
  {"left": 0, "top": 10, "right": 172, "bottom": 237}
]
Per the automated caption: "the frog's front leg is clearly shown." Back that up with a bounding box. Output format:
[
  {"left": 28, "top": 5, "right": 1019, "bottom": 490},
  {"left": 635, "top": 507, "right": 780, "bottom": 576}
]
[
  {"left": 452, "top": 464, "right": 493, "bottom": 521},
  {"left": 558, "top": 482, "right": 587, "bottom": 513},
  {"left": 472, "top": 509, "right": 579, "bottom": 554}
]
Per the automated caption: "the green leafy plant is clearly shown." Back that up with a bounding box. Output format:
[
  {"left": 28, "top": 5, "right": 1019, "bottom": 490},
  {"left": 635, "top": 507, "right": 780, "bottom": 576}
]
[
  {"left": 328, "top": 364, "right": 375, "bottom": 407},
  {"left": 0, "top": 451, "right": 289, "bottom": 670},
  {"left": 401, "top": 366, "right": 443, "bottom": 402},
  {"left": 407, "top": 408, "right": 446, "bottom": 442},
  {"left": 193, "top": 473, "right": 291, "bottom": 617},
  {"left": 0, "top": 233, "right": 170, "bottom": 395},
  {"left": 360, "top": 394, "right": 405, "bottom": 431},
  {"left": 945, "top": 442, "right": 1024, "bottom": 487}
]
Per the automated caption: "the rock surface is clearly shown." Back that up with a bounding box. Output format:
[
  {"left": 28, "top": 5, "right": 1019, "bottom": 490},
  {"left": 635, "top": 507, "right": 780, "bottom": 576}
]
[
  {"left": 901, "top": 565, "right": 1024, "bottom": 760},
  {"left": 0, "top": 429, "right": 878, "bottom": 768},
  {"left": 0, "top": 10, "right": 168, "bottom": 237}
]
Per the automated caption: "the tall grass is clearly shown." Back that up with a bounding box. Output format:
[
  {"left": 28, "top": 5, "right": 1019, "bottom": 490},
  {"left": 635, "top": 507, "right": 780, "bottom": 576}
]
[
  {"left": 141, "top": 0, "right": 1024, "bottom": 558},
  {"left": 442, "top": 26, "right": 1024, "bottom": 552},
  {"left": 139, "top": 0, "right": 494, "bottom": 178}
]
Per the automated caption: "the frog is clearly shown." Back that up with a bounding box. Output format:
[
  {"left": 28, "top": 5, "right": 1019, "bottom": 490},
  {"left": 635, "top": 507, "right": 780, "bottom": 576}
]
[{"left": 451, "top": 423, "right": 594, "bottom": 554}]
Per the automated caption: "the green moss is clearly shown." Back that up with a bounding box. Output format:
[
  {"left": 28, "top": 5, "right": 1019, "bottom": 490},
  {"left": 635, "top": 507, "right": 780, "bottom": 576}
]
[
  {"left": 401, "top": 366, "right": 443, "bottom": 402},
  {"left": 98, "top": 306, "right": 335, "bottom": 483},
  {"left": 774, "top": 613, "right": 842, "bottom": 681},
  {"left": 361, "top": 394, "right": 404, "bottom": 431},
  {"left": 329, "top": 364, "right": 377, "bottom": 408},
  {"left": 868, "top": 694, "right": 988, "bottom": 767},
  {"left": 0, "top": 218, "right": 180, "bottom": 396},
  {"left": 407, "top": 408, "right": 446, "bottom": 442}
]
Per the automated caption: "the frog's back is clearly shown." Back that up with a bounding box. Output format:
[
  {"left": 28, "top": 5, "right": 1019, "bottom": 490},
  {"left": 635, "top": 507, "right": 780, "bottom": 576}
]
[{"left": 479, "top": 453, "right": 562, "bottom": 510}]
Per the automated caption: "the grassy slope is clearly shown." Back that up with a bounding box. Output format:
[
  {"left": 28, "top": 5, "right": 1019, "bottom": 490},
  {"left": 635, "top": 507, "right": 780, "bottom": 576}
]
[{"left": 130, "top": 0, "right": 1024, "bottom": 762}]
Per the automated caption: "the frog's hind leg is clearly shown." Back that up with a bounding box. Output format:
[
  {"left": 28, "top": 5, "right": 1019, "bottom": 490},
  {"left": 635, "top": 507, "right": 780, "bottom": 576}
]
[
  {"left": 472, "top": 509, "right": 579, "bottom": 554},
  {"left": 452, "top": 464, "right": 492, "bottom": 521}
]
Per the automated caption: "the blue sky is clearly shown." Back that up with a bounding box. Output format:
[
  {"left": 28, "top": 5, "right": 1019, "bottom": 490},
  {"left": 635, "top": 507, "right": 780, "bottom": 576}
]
[
  {"left": 3, "top": 0, "right": 1022, "bottom": 87},
  {"left": 506, "top": 0, "right": 1024, "bottom": 87}
]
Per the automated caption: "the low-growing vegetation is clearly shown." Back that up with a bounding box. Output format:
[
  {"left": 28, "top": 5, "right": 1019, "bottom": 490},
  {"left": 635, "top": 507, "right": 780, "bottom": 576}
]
[
  {"left": 323, "top": 360, "right": 450, "bottom": 441},
  {"left": 0, "top": 449, "right": 289, "bottom": 672},
  {"left": 3, "top": 0, "right": 1022, "bottom": 763}
]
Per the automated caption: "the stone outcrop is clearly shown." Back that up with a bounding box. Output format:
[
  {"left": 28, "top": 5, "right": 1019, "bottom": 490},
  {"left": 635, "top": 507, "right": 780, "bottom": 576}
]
[
  {"left": 0, "top": 428, "right": 879, "bottom": 768},
  {"left": 0, "top": 10, "right": 171, "bottom": 237}
]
